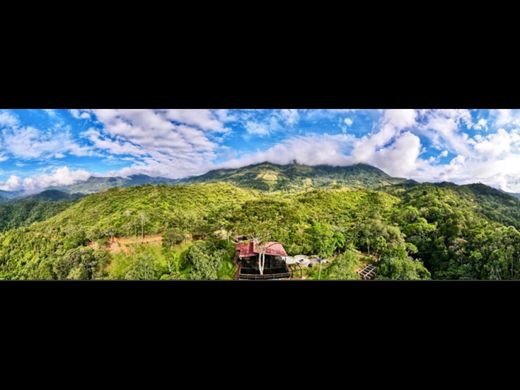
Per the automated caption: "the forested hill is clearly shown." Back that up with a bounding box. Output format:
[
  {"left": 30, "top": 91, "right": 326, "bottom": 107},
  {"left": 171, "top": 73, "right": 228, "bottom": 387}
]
[
  {"left": 1, "top": 178, "right": 520, "bottom": 280},
  {"left": 50, "top": 174, "right": 179, "bottom": 194},
  {"left": 0, "top": 189, "right": 22, "bottom": 203},
  {"left": 0, "top": 190, "right": 82, "bottom": 233},
  {"left": 1, "top": 162, "right": 520, "bottom": 280},
  {"left": 180, "top": 162, "right": 410, "bottom": 191}
]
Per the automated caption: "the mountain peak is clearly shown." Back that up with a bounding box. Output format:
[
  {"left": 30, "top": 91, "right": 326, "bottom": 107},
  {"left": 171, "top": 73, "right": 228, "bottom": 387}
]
[{"left": 182, "top": 162, "right": 404, "bottom": 191}]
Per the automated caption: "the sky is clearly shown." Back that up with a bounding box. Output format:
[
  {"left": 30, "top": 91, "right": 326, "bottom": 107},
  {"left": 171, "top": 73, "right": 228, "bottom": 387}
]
[{"left": 1, "top": 109, "right": 520, "bottom": 194}]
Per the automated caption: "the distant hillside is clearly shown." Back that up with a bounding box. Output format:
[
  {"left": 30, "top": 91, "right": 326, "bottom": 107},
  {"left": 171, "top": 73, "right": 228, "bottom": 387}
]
[
  {"left": 0, "top": 190, "right": 80, "bottom": 232},
  {"left": 0, "top": 190, "right": 22, "bottom": 203},
  {"left": 181, "top": 162, "right": 410, "bottom": 191},
  {"left": 50, "top": 174, "right": 179, "bottom": 194},
  {"left": 387, "top": 181, "right": 520, "bottom": 231},
  {"left": 23, "top": 189, "right": 83, "bottom": 202}
]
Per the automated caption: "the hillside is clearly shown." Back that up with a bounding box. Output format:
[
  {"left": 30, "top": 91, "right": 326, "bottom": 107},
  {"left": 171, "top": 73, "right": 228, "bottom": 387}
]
[
  {"left": 181, "top": 162, "right": 409, "bottom": 191},
  {"left": 1, "top": 177, "right": 519, "bottom": 280},
  {"left": 0, "top": 190, "right": 22, "bottom": 203},
  {"left": 50, "top": 174, "right": 179, "bottom": 194},
  {"left": 1, "top": 161, "right": 520, "bottom": 280},
  {"left": 0, "top": 190, "right": 81, "bottom": 233}
]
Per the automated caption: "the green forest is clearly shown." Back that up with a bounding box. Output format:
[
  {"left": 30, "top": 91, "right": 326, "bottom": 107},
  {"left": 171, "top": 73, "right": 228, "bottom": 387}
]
[{"left": 1, "top": 162, "right": 520, "bottom": 280}]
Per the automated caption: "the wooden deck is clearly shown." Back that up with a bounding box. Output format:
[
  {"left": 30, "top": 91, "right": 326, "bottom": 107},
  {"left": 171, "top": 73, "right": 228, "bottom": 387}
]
[{"left": 358, "top": 264, "right": 377, "bottom": 280}]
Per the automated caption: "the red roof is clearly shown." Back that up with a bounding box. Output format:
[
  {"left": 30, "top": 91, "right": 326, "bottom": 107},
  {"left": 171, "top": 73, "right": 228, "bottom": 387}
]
[{"left": 236, "top": 241, "right": 288, "bottom": 258}]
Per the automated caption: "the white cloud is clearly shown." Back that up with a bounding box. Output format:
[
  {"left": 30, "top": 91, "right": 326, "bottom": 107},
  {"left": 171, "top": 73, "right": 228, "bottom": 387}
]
[
  {"left": 69, "top": 109, "right": 91, "bottom": 120},
  {"left": 474, "top": 118, "right": 488, "bottom": 130},
  {"left": 225, "top": 110, "right": 423, "bottom": 178},
  {"left": 88, "top": 109, "right": 222, "bottom": 178},
  {"left": 344, "top": 118, "right": 353, "bottom": 126},
  {"left": 471, "top": 128, "right": 520, "bottom": 159},
  {"left": 0, "top": 111, "right": 19, "bottom": 128},
  {"left": 351, "top": 109, "right": 417, "bottom": 162},
  {"left": 245, "top": 121, "right": 270, "bottom": 136},
  {"left": 0, "top": 153, "right": 7, "bottom": 162},
  {"left": 82, "top": 128, "right": 145, "bottom": 156},
  {"left": 1, "top": 126, "right": 92, "bottom": 159},
  {"left": 440, "top": 150, "right": 448, "bottom": 158},
  {"left": 0, "top": 167, "right": 91, "bottom": 194},
  {"left": 0, "top": 175, "right": 23, "bottom": 191},
  {"left": 369, "top": 132, "right": 422, "bottom": 177},
  {"left": 492, "top": 109, "right": 520, "bottom": 128},
  {"left": 161, "top": 109, "right": 229, "bottom": 133},
  {"left": 279, "top": 109, "right": 300, "bottom": 126},
  {"left": 418, "top": 109, "right": 473, "bottom": 155},
  {"left": 221, "top": 133, "right": 355, "bottom": 168},
  {"left": 43, "top": 109, "right": 57, "bottom": 117}
]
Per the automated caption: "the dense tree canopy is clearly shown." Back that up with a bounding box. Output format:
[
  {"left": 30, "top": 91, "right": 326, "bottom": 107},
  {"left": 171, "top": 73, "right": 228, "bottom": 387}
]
[{"left": 1, "top": 170, "right": 520, "bottom": 280}]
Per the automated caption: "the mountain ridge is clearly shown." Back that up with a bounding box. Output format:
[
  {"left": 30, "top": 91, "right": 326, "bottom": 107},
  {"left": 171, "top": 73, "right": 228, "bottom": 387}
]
[{"left": 179, "top": 161, "right": 411, "bottom": 191}]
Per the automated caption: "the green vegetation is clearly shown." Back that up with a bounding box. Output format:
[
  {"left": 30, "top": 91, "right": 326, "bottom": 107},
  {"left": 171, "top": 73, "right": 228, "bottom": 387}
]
[
  {"left": 1, "top": 163, "right": 520, "bottom": 280},
  {"left": 182, "top": 161, "right": 408, "bottom": 191},
  {"left": 0, "top": 191, "right": 81, "bottom": 232}
]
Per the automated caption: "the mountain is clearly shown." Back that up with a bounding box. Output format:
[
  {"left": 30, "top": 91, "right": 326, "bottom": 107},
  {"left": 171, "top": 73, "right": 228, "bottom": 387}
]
[
  {"left": 0, "top": 190, "right": 22, "bottom": 203},
  {"left": 24, "top": 189, "right": 83, "bottom": 202},
  {"left": 50, "top": 174, "right": 179, "bottom": 194},
  {"left": 181, "top": 162, "right": 410, "bottom": 191},
  {"left": 0, "top": 190, "right": 81, "bottom": 233}
]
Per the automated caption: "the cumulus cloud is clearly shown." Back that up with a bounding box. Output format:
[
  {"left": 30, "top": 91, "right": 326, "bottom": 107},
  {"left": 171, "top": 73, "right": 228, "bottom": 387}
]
[
  {"left": 279, "top": 109, "right": 300, "bottom": 126},
  {"left": 221, "top": 133, "right": 355, "bottom": 168},
  {"left": 471, "top": 128, "right": 520, "bottom": 159},
  {"left": 1, "top": 126, "right": 92, "bottom": 159},
  {"left": 418, "top": 109, "right": 473, "bottom": 155},
  {"left": 0, "top": 111, "right": 19, "bottom": 128},
  {"left": 87, "top": 109, "right": 222, "bottom": 178},
  {"left": 474, "top": 118, "right": 488, "bottom": 130},
  {"left": 245, "top": 121, "right": 270, "bottom": 136},
  {"left": 82, "top": 128, "right": 145, "bottom": 156},
  {"left": 492, "top": 109, "right": 520, "bottom": 128},
  {"left": 69, "top": 109, "right": 91, "bottom": 120},
  {"left": 344, "top": 118, "right": 353, "bottom": 126},
  {"left": 351, "top": 109, "right": 417, "bottom": 163},
  {"left": 368, "top": 132, "right": 422, "bottom": 177},
  {"left": 161, "top": 109, "right": 229, "bottom": 133},
  {"left": 0, "top": 175, "right": 23, "bottom": 191},
  {"left": 0, "top": 167, "right": 91, "bottom": 193},
  {"left": 241, "top": 109, "right": 302, "bottom": 138}
]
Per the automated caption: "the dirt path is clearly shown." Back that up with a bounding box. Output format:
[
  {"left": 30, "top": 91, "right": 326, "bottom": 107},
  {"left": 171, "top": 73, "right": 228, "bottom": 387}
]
[{"left": 89, "top": 235, "right": 163, "bottom": 254}]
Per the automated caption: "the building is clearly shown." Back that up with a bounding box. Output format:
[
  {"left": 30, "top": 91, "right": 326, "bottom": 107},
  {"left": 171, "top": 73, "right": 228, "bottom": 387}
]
[{"left": 234, "top": 240, "right": 291, "bottom": 280}]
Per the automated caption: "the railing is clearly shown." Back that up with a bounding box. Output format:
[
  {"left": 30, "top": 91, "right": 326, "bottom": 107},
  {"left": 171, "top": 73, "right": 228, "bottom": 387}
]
[{"left": 238, "top": 272, "right": 292, "bottom": 280}]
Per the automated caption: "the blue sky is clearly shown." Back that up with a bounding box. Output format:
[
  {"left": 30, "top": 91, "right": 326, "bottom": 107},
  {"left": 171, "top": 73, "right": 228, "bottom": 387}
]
[{"left": 1, "top": 109, "right": 520, "bottom": 193}]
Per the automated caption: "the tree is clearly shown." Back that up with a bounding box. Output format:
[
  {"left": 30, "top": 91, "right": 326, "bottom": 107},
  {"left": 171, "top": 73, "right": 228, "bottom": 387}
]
[
  {"left": 124, "top": 253, "right": 162, "bottom": 280},
  {"left": 163, "top": 228, "right": 185, "bottom": 249},
  {"left": 184, "top": 243, "right": 220, "bottom": 280},
  {"left": 138, "top": 211, "right": 148, "bottom": 241},
  {"left": 306, "top": 222, "right": 337, "bottom": 258},
  {"left": 323, "top": 247, "right": 361, "bottom": 280},
  {"left": 376, "top": 245, "right": 431, "bottom": 280}
]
